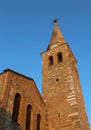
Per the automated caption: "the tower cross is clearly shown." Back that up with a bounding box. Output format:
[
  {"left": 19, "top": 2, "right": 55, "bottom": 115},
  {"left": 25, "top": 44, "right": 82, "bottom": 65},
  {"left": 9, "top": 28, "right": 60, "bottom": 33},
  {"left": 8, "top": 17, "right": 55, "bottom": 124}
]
[{"left": 53, "top": 18, "right": 58, "bottom": 24}]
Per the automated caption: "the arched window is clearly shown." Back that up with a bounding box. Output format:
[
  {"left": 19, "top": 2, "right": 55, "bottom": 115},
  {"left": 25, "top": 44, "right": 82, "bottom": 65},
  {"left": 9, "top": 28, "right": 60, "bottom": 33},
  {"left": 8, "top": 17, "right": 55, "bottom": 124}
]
[
  {"left": 49, "top": 56, "right": 53, "bottom": 65},
  {"left": 12, "top": 93, "right": 21, "bottom": 122},
  {"left": 36, "top": 114, "right": 41, "bottom": 130},
  {"left": 57, "top": 52, "right": 62, "bottom": 62},
  {"left": 25, "top": 105, "right": 31, "bottom": 130}
]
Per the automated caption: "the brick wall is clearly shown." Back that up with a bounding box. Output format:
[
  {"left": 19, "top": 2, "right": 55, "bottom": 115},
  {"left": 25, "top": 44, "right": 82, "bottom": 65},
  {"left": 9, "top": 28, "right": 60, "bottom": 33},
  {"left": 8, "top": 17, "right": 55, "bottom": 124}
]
[
  {"left": 42, "top": 43, "right": 90, "bottom": 130},
  {"left": 0, "top": 70, "right": 46, "bottom": 130}
]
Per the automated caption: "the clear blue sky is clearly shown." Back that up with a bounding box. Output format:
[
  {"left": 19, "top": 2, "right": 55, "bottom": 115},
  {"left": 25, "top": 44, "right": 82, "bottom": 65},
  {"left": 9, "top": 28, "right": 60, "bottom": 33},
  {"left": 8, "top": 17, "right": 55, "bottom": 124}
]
[{"left": 0, "top": 0, "right": 91, "bottom": 127}]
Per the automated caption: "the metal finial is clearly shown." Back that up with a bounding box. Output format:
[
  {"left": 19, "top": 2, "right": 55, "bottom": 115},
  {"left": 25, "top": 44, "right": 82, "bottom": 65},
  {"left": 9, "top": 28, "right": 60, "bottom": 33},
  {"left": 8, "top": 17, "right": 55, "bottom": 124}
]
[{"left": 53, "top": 18, "right": 58, "bottom": 24}]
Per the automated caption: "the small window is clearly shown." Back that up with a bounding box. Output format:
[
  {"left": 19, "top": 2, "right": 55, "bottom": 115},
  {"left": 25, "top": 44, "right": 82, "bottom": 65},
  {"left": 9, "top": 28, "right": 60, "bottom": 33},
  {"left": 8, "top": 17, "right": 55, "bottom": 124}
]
[
  {"left": 56, "top": 78, "right": 59, "bottom": 82},
  {"left": 36, "top": 114, "right": 41, "bottom": 130},
  {"left": 57, "top": 52, "right": 62, "bottom": 62},
  {"left": 12, "top": 93, "right": 21, "bottom": 122},
  {"left": 25, "top": 105, "right": 31, "bottom": 130},
  {"left": 49, "top": 56, "right": 53, "bottom": 65}
]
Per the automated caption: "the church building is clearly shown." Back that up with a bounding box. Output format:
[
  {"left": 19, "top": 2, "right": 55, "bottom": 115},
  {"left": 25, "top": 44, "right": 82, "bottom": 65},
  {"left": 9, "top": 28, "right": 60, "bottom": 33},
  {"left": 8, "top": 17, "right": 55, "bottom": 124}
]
[{"left": 0, "top": 22, "right": 90, "bottom": 130}]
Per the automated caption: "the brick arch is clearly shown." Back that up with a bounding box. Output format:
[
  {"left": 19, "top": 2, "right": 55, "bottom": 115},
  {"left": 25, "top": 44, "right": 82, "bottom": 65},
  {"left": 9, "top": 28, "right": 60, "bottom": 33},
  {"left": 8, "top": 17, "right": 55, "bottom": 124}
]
[
  {"left": 36, "top": 114, "right": 41, "bottom": 130},
  {"left": 49, "top": 55, "right": 53, "bottom": 65},
  {"left": 25, "top": 104, "right": 32, "bottom": 130},
  {"left": 12, "top": 93, "right": 21, "bottom": 122},
  {"left": 57, "top": 52, "right": 62, "bottom": 62}
]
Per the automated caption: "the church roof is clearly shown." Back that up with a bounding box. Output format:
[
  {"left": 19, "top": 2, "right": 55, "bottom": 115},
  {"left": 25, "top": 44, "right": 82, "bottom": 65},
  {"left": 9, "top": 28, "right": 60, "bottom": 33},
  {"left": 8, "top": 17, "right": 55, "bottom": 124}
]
[
  {"left": 47, "top": 23, "right": 66, "bottom": 50},
  {"left": 2, "top": 68, "right": 33, "bottom": 80}
]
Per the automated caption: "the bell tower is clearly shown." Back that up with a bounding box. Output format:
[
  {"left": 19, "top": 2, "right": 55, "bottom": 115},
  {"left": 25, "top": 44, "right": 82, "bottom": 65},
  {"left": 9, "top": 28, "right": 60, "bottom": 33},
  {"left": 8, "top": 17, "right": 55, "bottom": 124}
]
[{"left": 41, "top": 22, "right": 90, "bottom": 130}]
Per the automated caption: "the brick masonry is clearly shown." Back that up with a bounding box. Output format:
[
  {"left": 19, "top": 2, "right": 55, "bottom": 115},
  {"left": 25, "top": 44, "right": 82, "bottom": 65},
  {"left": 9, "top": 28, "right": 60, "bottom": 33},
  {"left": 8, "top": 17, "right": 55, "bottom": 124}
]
[
  {"left": 0, "top": 70, "right": 46, "bottom": 130},
  {"left": 42, "top": 24, "right": 90, "bottom": 130}
]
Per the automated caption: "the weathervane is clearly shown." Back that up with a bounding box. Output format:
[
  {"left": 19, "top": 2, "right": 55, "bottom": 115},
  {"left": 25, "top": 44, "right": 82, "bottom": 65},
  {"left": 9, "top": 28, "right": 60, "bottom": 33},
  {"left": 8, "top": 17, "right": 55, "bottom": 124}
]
[{"left": 53, "top": 18, "right": 58, "bottom": 24}]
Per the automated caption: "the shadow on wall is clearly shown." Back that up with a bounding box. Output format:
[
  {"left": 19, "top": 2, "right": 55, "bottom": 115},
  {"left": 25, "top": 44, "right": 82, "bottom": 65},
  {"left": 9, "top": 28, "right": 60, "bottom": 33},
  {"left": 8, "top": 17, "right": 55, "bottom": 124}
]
[{"left": 0, "top": 107, "right": 21, "bottom": 130}]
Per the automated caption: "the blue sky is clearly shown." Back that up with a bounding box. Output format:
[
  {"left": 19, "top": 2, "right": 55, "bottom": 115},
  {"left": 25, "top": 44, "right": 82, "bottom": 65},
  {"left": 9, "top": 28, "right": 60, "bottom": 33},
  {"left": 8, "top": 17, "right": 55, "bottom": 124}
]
[{"left": 0, "top": 0, "right": 91, "bottom": 127}]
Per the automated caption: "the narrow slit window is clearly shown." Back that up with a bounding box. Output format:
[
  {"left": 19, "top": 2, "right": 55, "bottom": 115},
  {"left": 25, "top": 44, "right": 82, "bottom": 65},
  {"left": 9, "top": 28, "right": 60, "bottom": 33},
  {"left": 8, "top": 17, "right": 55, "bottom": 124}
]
[
  {"left": 49, "top": 56, "right": 53, "bottom": 65},
  {"left": 25, "top": 105, "right": 31, "bottom": 130},
  {"left": 36, "top": 114, "right": 41, "bottom": 130},
  {"left": 12, "top": 93, "right": 21, "bottom": 122},
  {"left": 58, "top": 52, "right": 62, "bottom": 62}
]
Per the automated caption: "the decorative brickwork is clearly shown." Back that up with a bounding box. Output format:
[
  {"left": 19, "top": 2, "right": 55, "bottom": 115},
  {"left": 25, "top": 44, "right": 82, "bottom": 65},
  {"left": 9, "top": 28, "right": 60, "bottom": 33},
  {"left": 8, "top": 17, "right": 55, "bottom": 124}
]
[{"left": 0, "top": 23, "right": 90, "bottom": 130}]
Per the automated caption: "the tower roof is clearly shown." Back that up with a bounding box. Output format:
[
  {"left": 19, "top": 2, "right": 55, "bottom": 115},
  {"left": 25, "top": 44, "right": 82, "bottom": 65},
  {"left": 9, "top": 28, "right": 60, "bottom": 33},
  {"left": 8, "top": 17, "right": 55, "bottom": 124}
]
[{"left": 47, "top": 23, "right": 66, "bottom": 50}]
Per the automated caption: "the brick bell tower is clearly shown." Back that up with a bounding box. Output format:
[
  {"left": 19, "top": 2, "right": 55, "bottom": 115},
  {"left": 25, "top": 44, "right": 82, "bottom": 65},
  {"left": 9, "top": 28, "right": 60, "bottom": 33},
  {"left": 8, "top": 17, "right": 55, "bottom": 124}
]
[{"left": 41, "top": 21, "right": 90, "bottom": 130}]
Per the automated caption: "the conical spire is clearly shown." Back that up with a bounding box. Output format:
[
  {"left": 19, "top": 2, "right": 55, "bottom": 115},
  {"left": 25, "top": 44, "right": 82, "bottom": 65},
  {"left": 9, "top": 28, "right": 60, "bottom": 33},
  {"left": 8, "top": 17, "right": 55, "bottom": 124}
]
[{"left": 47, "top": 22, "right": 66, "bottom": 50}]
